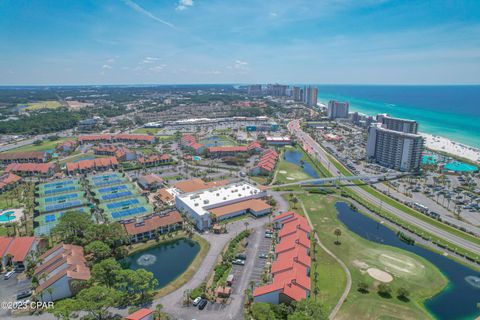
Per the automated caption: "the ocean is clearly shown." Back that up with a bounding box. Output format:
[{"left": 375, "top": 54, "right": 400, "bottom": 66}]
[{"left": 314, "top": 85, "right": 480, "bottom": 149}]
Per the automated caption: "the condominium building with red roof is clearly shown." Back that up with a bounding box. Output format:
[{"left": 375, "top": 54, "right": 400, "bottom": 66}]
[
  {"left": 5, "top": 162, "right": 56, "bottom": 177},
  {"left": 125, "top": 308, "right": 154, "bottom": 320},
  {"left": 0, "top": 172, "right": 22, "bottom": 192},
  {"left": 0, "top": 237, "right": 42, "bottom": 271},
  {"left": 253, "top": 212, "right": 311, "bottom": 304},
  {"left": 180, "top": 134, "right": 205, "bottom": 154},
  {"left": 250, "top": 149, "right": 279, "bottom": 176},
  {"left": 0, "top": 151, "right": 49, "bottom": 164},
  {"left": 34, "top": 243, "right": 91, "bottom": 302},
  {"left": 122, "top": 210, "right": 183, "bottom": 243},
  {"left": 66, "top": 157, "right": 118, "bottom": 174},
  {"left": 137, "top": 154, "right": 171, "bottom": 166}
]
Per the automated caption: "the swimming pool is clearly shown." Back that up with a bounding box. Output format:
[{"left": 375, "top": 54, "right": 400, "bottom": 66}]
[
  {"left": 443, "top": 161, "right": 478, "bottom": 172},
  {"left": 421, "top": 155, "right": 437, "bottom": 165},
  {"left": 0, "top": 210, "right": 16, "bottom": 223}
]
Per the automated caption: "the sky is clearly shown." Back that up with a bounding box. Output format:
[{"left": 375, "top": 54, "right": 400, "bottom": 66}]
[{"left": 0, "top": 0, "right": 479, "bottom": 85}]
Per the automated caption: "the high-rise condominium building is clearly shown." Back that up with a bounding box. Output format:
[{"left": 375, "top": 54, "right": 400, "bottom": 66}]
[
  {"left": 376, "top": 114, "right": 418, "bottom": 134},
  {"left": 303, "top": 86, "right": 318, "bottom": 106},
  {"left": 248, "top": 84, "right": 263, "bottom": 96},
  {"left": 366, "top": 117, "right": 424, "bottom": 172},
  {"left": 292, "top": 86, "right": 303, "bottom": 101},
  {"left": 327, "top": 100, "right": 349, "bottom": 119}
]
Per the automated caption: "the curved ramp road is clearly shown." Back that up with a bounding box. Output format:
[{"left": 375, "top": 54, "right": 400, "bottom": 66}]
[{"left": 288, "top": 119, "right": 480, "bottom": 256}]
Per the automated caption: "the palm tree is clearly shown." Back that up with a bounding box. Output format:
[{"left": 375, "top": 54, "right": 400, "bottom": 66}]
[
  {"left": 334, "top": 228, "right": 342, "bottom": 245},
  {"left": 46, "top": 287, "right": 54, "bottom": 301},
  {"left": 291, "top": 196, "right": 299, "bottom": 209},
  {"left": 244, "top": 221, "right": 249, "bottom": 232}
]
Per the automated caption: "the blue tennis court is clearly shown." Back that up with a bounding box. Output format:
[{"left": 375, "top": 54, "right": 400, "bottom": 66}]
[
  {"left": 92, "top": 173, "right": 118, "bottom": 181},
  {"left": 93, "top": 178, "right": 125, "bottom": 187},
  {"left": 101, "top": 191, "right": 133, "bottom": 201},
  {"left": 43, "top": 179, "right": 75, "bottom": 189},
  {"left": 45, "top": 214, "right": 56, "bottom": 223},
  {"left": 44, "top": 185, "right": 76, "bottom": 195},
  {"left": 98, "top": 184, "right": 128, "bottom": 193},
  {"left": 44, "top": 193, "right": 79, "bottom": 203},
  {"left": 45, "top": 200, "right": 83, "bottom": 212},
  {"left": 106, "top": 198, "right": 140, "bottom": 209},
  {"left": 111, "top": 206, "right": 147, "bottom": 219}
]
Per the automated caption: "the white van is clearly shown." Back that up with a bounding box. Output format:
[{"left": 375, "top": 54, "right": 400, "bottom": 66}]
[{"left": 4, "top": 270, "right": 15, "bottom": 280}]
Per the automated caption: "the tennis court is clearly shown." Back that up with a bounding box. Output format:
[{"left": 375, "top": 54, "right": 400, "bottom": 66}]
[
  {"left": 44, "top": 192, "right": 80, "bottom": 203},
  {"left": 101, "top": 191, "right": 134, "bottom": 201},
  {"left": 34, "top": 206, "right": 90, "bottom": 236},
  {"left": 97, "top": 184, "right": 129, "bottom": 194},
  {"left": 42, "top": 179, "right": 76, "bottom": 189},
  {"left": 91, "top": 173, "right": 120, "bottom": 181},
  {"left": 43, "top": 185, "right": 78, "bottom": 195},
  {"left": 105, "top": 198, "right": 141, "bottom": 210},
  {"left": 44, "top": 200, "right": 84, "bottom": 212},
  {"left": 110, "top": 206, "right": 148, "bottom": 220},
  {"left": 92, "top": 178, "right": 126, "bottom": 187}
]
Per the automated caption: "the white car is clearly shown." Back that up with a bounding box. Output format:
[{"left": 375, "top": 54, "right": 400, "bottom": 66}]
[
  {"left": 192, "top": 297, "right": 202, "bottom": 306},
  {"left": 4, "top": 270, "right": 15, "bottom": 280}
]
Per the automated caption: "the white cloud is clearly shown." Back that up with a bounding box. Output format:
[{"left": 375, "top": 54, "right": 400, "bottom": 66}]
[
  {"left": 226, "top": 60, "right": 249, "bottom": 73},
  {"left": 269, "top": 12, "right": 278, "bottom": 17},
  {"left": 122, "top": 0, "right": 178, "bottom": 30},
  {"left": 176, "top": 0, "right": 194, "bottom": 11},
  {"left": 102, "top": 64, "right": 112, "bottom": 69},
  {"left": 149, "top": 64, "right": 167, "bottom": 72},
  {"left": 142, "top": 57, "right": 160, "bottom": 64},
  {"left": 106, "top": 58, "right": 116, "bottom": 63}
]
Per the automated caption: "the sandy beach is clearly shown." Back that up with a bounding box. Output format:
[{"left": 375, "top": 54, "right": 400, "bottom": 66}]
[{"left": 421, "top": 133, "right": 480, "bottom": 163}]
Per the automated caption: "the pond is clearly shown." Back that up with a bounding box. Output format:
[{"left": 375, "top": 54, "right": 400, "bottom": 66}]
[
  {"left": 122, "top": 238, "right": 200, "bottom": 288},
  {"left": 335, "top": 202, "right": 480, "bottom": 320},
  {"left": 283, "top": 149, "right": 319, "bottom": 179},
  {"left": 199, "top": 135, "right": 233, "bottom": 147}
]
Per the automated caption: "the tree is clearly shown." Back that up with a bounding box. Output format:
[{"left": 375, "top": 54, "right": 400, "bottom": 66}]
[
  {"left": 357, "top": 282, "right": 369, "bottom": 293},
  {"left": 114, "top": 269, "right": 158, "bottom": 304},
  {"left": 291, "top": 196, "right": 299, "bottom": 209},
  {"left": 334, "top": 228, "right": 342, "bottom": 245},
  {"left": 75, "top": 286, "right": 122, "bottom": 320},
  {"left": 377, "top": 283, "right": 392, "bottom": 298},
  {"left": 251, "top": 302, "right": 277, "bottom": 320},
  {"left": 85, "top": 241, "right": 112, "bottom": 262},
  {"left": 49, "top": 298, "right": 78, "bottom": 320},
  {"left": 289, "top": 299, "right": 326, "bottom": 320},
  {"left": 244, "top": 221, "right": 250, "bottom": 232},
  {"left": 397, "top": 287, "right": 410, "bottom": 301},
  {"left": 52, "top": 211, "right": 94, "bottom": 245},
  {"left": 91, "top": 258, "right": 122, "bottom": 288}
]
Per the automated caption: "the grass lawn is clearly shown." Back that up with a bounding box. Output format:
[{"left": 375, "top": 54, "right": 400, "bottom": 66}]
[
  {"left": 0, "top": 226, "right": 7, "bottom": 236},
  {"left": 0, "top": 185, "right": 24, "bottom": 209},
  {"left": 131, "top": 128, "right": 160, "bottom": 134},
  {"left": 274, "top": 158, "right": 313, "bottom": 184},
  {"left": 4, "top": 138, "right": 69, "bottom": 153},
  {"left": 290, "top": 192, "right": 447, "bottom": 320},
  {"left": 20, "top": 100, "right": 63, "bottom": 110},
  {"left": 250, "top": 176, "right": 269, "bottom": 185}
]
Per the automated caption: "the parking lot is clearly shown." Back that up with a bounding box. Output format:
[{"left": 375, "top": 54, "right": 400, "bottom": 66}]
[
  {"left": 0, "top": 274, "right": 32, "bottom": 318},
  {"left": 248, "top": 226, "right": 273, "bottom": 287}
]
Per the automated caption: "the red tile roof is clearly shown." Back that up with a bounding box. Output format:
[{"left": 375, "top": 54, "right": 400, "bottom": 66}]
[
  {"left": 138, "top": 154, "right": 170, "bottom": 164},
  {"left": 0, "top": 237, "right": 13, "bottom": 257},
  {"left": 0, "top": 172, "right": 22, "bottom": 189},
  {"left": 209, "top": 199, "right": 271, "bottom": 218},
  {"left": 208, "top": 146, "right": 248, "bottom": 153},
  {"left": 173, "top": 178, "right": 230, "bottom": 193},
  {"left": 123, "top": 211, "right": 183, "bottom": 236},
  {"left": 5, "top": 237, "right": 37, "bottom": 262},
  {"left": 5, "top": 163, "right": 55, "bottom": 175},
  {"left": 66, "top": 157, "right": 118, "bottom": 172},
  {"left": 115, "top": 134, "right": 155, "bottom": 143},
  {"left": 126, "top": 308, "right": 153, "bottom": 320},
  {"left": 254, "top": 212, "right": 311, "bottom": 302}
]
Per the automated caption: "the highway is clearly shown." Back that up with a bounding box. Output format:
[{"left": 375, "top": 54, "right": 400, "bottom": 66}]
[{"left": 288, "top": 119, "right": 480, "bottom": 255}]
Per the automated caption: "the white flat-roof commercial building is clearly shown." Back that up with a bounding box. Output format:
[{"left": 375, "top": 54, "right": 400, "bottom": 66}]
[{"left": 175, "top": 182, "right": 269, "bottom": 230}]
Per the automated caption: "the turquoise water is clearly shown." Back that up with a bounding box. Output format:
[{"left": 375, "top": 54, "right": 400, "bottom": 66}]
[
  {"left": 443, "top": 161, "right": 478, "bottom": 172},
  {"left": 421, "top": 155, "right": 438, "bottom": 165},
  {"left": 315, "top": 85, "right": 480, "bottom": 149},
  {"left": 0, "top": 210, "right": 16, "bottom": 222}
]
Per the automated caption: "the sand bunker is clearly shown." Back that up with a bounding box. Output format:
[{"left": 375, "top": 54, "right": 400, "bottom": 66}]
[
  {"left": 353, "top": 260, "right": 369, "bottom": 269},
  {"left": 279, "top": 170, "right": 287, "bottom": 174},
  {"left": 367, "top": 268, "right": 393, "bottom": 283},
  {"left": 286, "top": 177, "right": 295, "bottom": 180}
]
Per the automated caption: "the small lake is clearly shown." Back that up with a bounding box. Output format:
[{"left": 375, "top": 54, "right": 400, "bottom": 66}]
[
  {"left": 199, "top": 135, "right": 232, "bottom": 147},
  {"left": 122, "top": 238, "right": 200, "bottom": 288},
  {"left": 336, "top": 202, "right": 480, "bottom": 320},
  {"left": 283, "top": 149, "right": 319, "bottom": 178}
]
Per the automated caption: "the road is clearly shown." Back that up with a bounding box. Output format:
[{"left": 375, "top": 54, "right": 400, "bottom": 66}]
[{"left": 288, "top": 119, "right": 480, "bottom": 256}]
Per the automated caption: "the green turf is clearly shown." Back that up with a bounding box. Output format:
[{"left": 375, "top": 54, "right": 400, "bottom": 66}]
[
  {"left": 4, "top": 138, "right": 69, "bottom": 153},
  {"left": 292, "top": 193, "right": 448, "bottom": 320},
  {"left": 20, "top": 100, "right": 63, "bottom": 110}
]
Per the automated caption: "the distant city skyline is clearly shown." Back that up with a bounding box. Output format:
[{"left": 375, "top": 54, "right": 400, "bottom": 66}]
[{"left": 1, "top": 0, "right": 479, "bottom": 85}]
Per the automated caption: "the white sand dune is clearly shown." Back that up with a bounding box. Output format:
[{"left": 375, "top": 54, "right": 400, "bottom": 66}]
[{"left": 421, "top": 133, "right": 480, "bottom": 163}]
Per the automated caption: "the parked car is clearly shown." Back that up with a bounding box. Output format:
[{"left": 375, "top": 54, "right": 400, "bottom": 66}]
[
  {"left": 232, "top": 259, "right": 245, "bottom": 266},
  {"left": 265, "top": 233, "right": 273, "bottom": 239},
  {"left": 259, "top": 253, "right": 269, "bottom": 259},
  {"left": 4, "top": 270, "right": 15, "bottom": 280},
  {"left": 16, "top": 290, "right": 32, "bottom": 300},
  {"left": 235, "top": 253, "right": 246, "bottom": 260},
  {"left": 192, "top": 297, "right": 202, "bottom": 306},
  {"left": 198, "top": 299, "right": 208, "bottom": 310}
]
